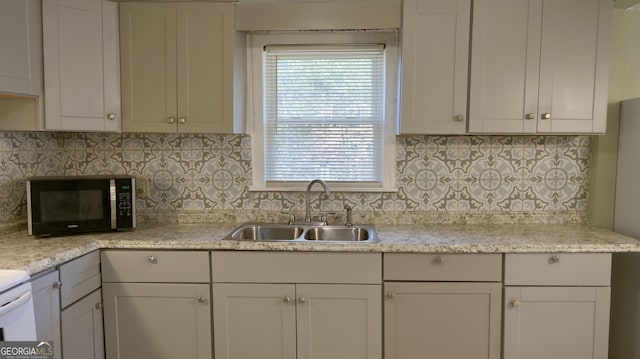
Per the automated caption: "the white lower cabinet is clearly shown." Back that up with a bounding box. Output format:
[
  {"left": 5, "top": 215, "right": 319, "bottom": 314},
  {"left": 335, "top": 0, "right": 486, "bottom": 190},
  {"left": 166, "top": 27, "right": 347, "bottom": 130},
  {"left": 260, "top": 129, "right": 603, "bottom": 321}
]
[
  {"left": 503, "top": 286, "right": 610, "bottom": 359},
  {"left": 61, "top": 289, "right": 104, "bottom": 359},
  {"left": 385, "top": 282, "right": 501, "bottom": 359},
  {"left": 213, "top": 283, "right": 381, "bottom": 359},
  {"left": 101, "top": 250, "right": 212, "bottom": 359},
  {"left": 31, "top": 270, "right": 62, "bottom": 359},
  {"left": 103, "top": 283, "right": 211, "bottom": 359},
  {"left": 211, "top": 251, "right": 383, "bottom": 359},
  {"left": 503, "top": 253, "right": 612, "bottom": 359},
  {"left": 383, "top": 254, "right": 502, "bottom": 359},
  {"left": 58, "top": 251, "right": 104, "bottom": 359}
]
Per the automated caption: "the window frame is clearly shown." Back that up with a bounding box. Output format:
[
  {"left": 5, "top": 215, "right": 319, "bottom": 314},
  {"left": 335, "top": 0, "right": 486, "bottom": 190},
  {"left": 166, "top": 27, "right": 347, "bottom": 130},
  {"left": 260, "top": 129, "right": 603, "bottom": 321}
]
[{"left": 247, "top": 31, "right": 398, "bottom": 192}]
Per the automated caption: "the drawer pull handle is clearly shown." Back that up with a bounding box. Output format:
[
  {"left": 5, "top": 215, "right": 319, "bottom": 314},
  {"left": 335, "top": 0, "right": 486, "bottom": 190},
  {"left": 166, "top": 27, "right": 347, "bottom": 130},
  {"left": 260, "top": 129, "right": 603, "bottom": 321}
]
[
  {"left": 95, "top": 303, "right": 103, "bottom": 310},
  {"left": 386, "top": 291, "right": 395, "bottom": 300},
  {"left": 197, "top": 296, "right": 206, "bottom": 304},
  {"left": 283, "top": 296, "right": 292, "bottom": 303},
  {"left": 298, "top": 297, "right": 306, "bottom": 304},
  {"left": 147, "top": 255, "right": 158, "bottom": 264},
  {"left": 549, "top": 255, "right": 560, "bottom": 264},
  {"left": 433, "top": 256, "right": 444, "bottom": 265},
  {"left": 52, "top": 281, "right": 62, "bottom": 289},
  {"left": 511, "top": 300, "right": 520, "bottom": 308}
]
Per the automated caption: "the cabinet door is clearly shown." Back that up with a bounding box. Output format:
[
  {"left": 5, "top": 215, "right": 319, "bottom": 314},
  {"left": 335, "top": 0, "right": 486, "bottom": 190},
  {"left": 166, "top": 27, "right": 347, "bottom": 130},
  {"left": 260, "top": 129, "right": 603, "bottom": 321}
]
[
  {"left": 32, "top": 271, "right": 62, "bottom": 359},
  {"left": 61, "top": 289, "right": 104, "bottom": 359},
  {"left": 296, "top": 284, "right": 382, "bottom": 359},
  {"left": 43, "top": 0, "right": 120, "bottom": 131},
  {"left": 212, "top": 283, "right": 296, "bottom": 359},
  {"left": 385, "top": 282, "right": 501, "bottom": 359},
  {"left": 0, "top": 0, "right": 42, "bottom": 96},
  {"left": 103, "top": 283, "right": 211, "bottom": 359},
  {"left": 536, "top": 0, "right": 611, "bottom": 133},
  {"left": 468, "top": 0, "right": 542, "bottom": 133},
  {"left": 176, "top": 3, "right": 234, "bottom": 133},
  {"left": 399, "top": 0, "right": 470, "bottom": 134},
  {"left": 503, "top": 286, "right": 610, "bottom": 359},
  {"left": 120, "top": 3, "right": 178, "bottom": 133}
]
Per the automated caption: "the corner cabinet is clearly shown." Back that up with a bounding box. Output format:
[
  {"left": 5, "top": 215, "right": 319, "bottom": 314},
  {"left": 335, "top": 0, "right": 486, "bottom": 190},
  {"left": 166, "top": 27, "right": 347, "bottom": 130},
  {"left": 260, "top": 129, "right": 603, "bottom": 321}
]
[
  {"left": 42, "top": 0, "right": 121, "bottom": 132},
  {"left": 468, "top": 0, "right": 611, "bottom": 134},
  {"left": 0, "top": 0, "right": 42, "bottom": 97},
  {"left": 102, "top": 250, "right": 212, "bottom": 359},
  {"left": 503, "top": 253, "right": 612, "bottom": 359},
  {"left": 211, "top": 252, "right": 382, "bottom": 359},
  {"left": 119, "top": 2, "right": 238, "bottom": 133},
  {"left": 398, "top": 0, "right": 470, "bottom": 134},
  {"left": 31, "top": 271, "right": 62, "bottom": 359},
  {"left": 59, "top": 251, "right": 104, "bottom": 359},
  {"left": 384, "top": 254, "right": 502, "bottom": 359}
]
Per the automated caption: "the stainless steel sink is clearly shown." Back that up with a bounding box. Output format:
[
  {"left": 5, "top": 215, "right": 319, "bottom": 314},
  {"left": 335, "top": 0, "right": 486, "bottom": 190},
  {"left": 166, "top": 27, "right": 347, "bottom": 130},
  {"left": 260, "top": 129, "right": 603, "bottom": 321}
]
[
  {"left": 304, "top": 226, "right": 371, "bottom": 242},
  {"left": 222, "top": 223, "right": 377, "bottom": 243},
  {"left": 227, "top": 224, "right": 304, "bottom": 241}
]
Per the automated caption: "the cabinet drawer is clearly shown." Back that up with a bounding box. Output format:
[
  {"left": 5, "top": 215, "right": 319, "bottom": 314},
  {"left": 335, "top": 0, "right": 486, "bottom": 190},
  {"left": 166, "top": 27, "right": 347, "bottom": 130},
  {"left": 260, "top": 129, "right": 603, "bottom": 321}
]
[
  {"left": 101, "top": 250, "right": 210, "bottom": 283},
  {"left": 504, "top": 253, "right": 611, "bottom": 286},
  {"left": 60, "top": 251, "right": 101, "bottom": 308},
  {"left": 384, "top": 253, "right": 502, "bottom": 281},
  {"left": 212, "top": 251, "right": 382, "bottom": 284}
]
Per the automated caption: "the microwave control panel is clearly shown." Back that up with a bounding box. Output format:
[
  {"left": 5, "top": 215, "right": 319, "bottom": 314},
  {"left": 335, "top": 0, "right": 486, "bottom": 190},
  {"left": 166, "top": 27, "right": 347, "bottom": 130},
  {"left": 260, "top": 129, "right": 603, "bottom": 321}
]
[{"left": 115, "top": 178, "right": 135, "bottom": 228}]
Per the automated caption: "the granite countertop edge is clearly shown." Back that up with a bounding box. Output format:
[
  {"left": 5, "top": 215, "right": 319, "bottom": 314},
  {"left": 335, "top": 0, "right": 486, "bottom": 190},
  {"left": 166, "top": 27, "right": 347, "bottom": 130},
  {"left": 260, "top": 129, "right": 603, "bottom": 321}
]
[{"left": 3, "top": 223, "right": 640, "bottom": 276}]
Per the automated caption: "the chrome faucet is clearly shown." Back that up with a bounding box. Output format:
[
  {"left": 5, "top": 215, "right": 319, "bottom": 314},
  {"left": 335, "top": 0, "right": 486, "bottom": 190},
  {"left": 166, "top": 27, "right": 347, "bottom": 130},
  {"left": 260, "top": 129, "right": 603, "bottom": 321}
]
[{"left": 305, "top": 179, "right": 331, "bottom": 222}]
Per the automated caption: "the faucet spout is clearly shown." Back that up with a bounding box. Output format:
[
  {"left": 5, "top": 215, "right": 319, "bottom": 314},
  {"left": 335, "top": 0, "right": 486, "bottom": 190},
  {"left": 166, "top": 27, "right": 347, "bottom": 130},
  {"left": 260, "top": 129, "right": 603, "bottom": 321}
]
[{"left": 305, "top": 179, "right": 331, "bottom": 222}]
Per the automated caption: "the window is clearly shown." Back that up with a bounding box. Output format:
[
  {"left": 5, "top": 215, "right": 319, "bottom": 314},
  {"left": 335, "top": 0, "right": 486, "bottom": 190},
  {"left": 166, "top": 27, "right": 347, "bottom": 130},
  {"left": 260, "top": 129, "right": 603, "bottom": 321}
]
[{"left": 249, "top": 32, "right": 397, "bottom": 191}]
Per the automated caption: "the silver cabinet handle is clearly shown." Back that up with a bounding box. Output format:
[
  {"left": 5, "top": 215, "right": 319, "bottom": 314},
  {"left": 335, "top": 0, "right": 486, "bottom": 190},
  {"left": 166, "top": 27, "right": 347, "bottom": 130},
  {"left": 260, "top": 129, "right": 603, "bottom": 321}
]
[
  {"left": 454, "top": 115, "right": 464, "bottom": 122},
  {"left": 511, "top": 300, "right": 520, "bottom": 308},
  {"left": 197, "top": 296, "right": 206, "bottom": 303},
  {"left": 298, "top": 297, "right": 306, "bottom": 304},
  {"left": 386, "top": 291, "right": 395, "bottom": 300},
  {"left": 178, "top": 117, "right": 186, "bottom": 124},
  {"left": 146, "top": 255, "right": 157, "bottom": 264},
  {"left": 283, "top": 297, "right": 292, "bottom": 303},
  {"left": 52, "top": 281, "right": 62, "bottom": 289},
  {"left": 433, "top": 255, "right": 444, "bottom": 264},
  {"left": 107, "top": 113, "right": 116, "bottom": 120},
  {"left": 549, "top": 255, "right": 560, "bottom": 264},
  {"left": 525, "top": 113, "right": 535, "bottom": 120},
  {"left": 541, "top": 113, "right": 551, "bottom": 120},
  {"left": 95, "top": 303, "right": 103, "bottom": 310},
  {"left": 168, "top": 117, "right": 176, "bottom": 124}
]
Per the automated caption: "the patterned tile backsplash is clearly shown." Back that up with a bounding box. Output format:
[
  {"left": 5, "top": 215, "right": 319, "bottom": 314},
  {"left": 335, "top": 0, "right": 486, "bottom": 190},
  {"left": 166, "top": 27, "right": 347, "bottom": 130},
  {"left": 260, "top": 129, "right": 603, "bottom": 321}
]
[{"left": 0, "top": 131, "right": 590, "bottom": 225}]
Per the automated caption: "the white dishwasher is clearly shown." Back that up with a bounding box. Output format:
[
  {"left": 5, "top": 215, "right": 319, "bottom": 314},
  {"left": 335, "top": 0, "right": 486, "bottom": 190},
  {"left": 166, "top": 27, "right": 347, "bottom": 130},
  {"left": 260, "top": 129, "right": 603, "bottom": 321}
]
[{"left": 0, "top": 270, "right": 36, "bottom": 341}]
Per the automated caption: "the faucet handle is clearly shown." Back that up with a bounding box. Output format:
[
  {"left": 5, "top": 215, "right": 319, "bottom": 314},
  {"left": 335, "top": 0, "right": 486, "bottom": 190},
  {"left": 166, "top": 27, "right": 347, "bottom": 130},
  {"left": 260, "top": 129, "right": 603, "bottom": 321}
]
[
  {"left": 280, "top": 211, "right": 296, "bottom": 225},
  {"left": 319, "top": 212, "right": 337, "bottom": 225}
]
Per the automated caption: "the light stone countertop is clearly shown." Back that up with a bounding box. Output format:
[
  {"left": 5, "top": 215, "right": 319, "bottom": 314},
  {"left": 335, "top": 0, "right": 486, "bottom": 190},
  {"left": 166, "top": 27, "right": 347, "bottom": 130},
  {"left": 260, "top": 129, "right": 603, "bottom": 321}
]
[{"left": 1, "top": 222, "right": 640, "bottom": 275}]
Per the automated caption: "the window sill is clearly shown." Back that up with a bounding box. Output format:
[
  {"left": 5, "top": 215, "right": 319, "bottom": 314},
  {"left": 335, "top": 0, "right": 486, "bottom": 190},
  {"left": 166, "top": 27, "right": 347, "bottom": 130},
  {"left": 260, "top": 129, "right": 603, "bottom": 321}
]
[{"left": 249, "top": 186, "right": 399, "bottom": 193}]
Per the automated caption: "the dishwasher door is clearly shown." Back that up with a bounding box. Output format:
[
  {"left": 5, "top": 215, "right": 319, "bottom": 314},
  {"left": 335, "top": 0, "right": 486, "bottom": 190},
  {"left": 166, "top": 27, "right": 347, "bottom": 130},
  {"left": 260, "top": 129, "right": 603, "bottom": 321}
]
[{"left": 0, "top": 281, "right": 37, "bottom": 341}]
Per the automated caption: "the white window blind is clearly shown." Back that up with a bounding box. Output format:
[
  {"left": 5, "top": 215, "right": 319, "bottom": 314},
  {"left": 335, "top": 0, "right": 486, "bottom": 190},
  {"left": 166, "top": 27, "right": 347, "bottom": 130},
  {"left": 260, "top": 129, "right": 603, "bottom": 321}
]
[{"left": 263, "top": 45, "right": 385, "bottom": 183}]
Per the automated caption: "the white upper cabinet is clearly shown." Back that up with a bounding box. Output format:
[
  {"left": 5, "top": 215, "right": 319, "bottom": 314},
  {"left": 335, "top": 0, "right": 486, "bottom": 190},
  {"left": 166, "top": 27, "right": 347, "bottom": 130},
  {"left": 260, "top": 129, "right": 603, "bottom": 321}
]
[
  {"left": 469, "top": 0, "right": 611, "bottom": 134},
  {"left": 398, "top": 0, "right": 470, "bottom": 134},
  {"left": 43, "top": 0, "right": 121, "bottom": 131},
  {"left": 0, "top": 0, "right": 42, "bottom": 97},
  {"left": 119, "top": 2, "right": 236, "bottom": 133}
]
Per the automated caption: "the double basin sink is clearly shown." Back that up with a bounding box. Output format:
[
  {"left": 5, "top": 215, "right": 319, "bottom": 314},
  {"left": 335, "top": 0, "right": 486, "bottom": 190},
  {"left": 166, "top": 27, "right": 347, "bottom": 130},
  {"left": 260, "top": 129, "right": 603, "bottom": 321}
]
[{"left": 223, "top": 223, "right": 377, "bottom": 243}]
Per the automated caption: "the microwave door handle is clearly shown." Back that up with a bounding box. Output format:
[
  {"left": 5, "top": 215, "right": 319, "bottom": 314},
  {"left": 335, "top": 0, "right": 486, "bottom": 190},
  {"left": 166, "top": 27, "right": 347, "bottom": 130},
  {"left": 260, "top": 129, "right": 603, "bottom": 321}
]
[{"left": 110, "top": 180, "right": 117, "bottom": 229}]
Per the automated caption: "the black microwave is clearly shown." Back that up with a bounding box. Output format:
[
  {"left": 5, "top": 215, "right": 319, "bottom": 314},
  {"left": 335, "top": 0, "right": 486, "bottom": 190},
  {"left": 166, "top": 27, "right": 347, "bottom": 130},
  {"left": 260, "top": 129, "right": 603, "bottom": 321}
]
[{"left": 27, "top": 176, "right": 136, "bottom": 236}]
